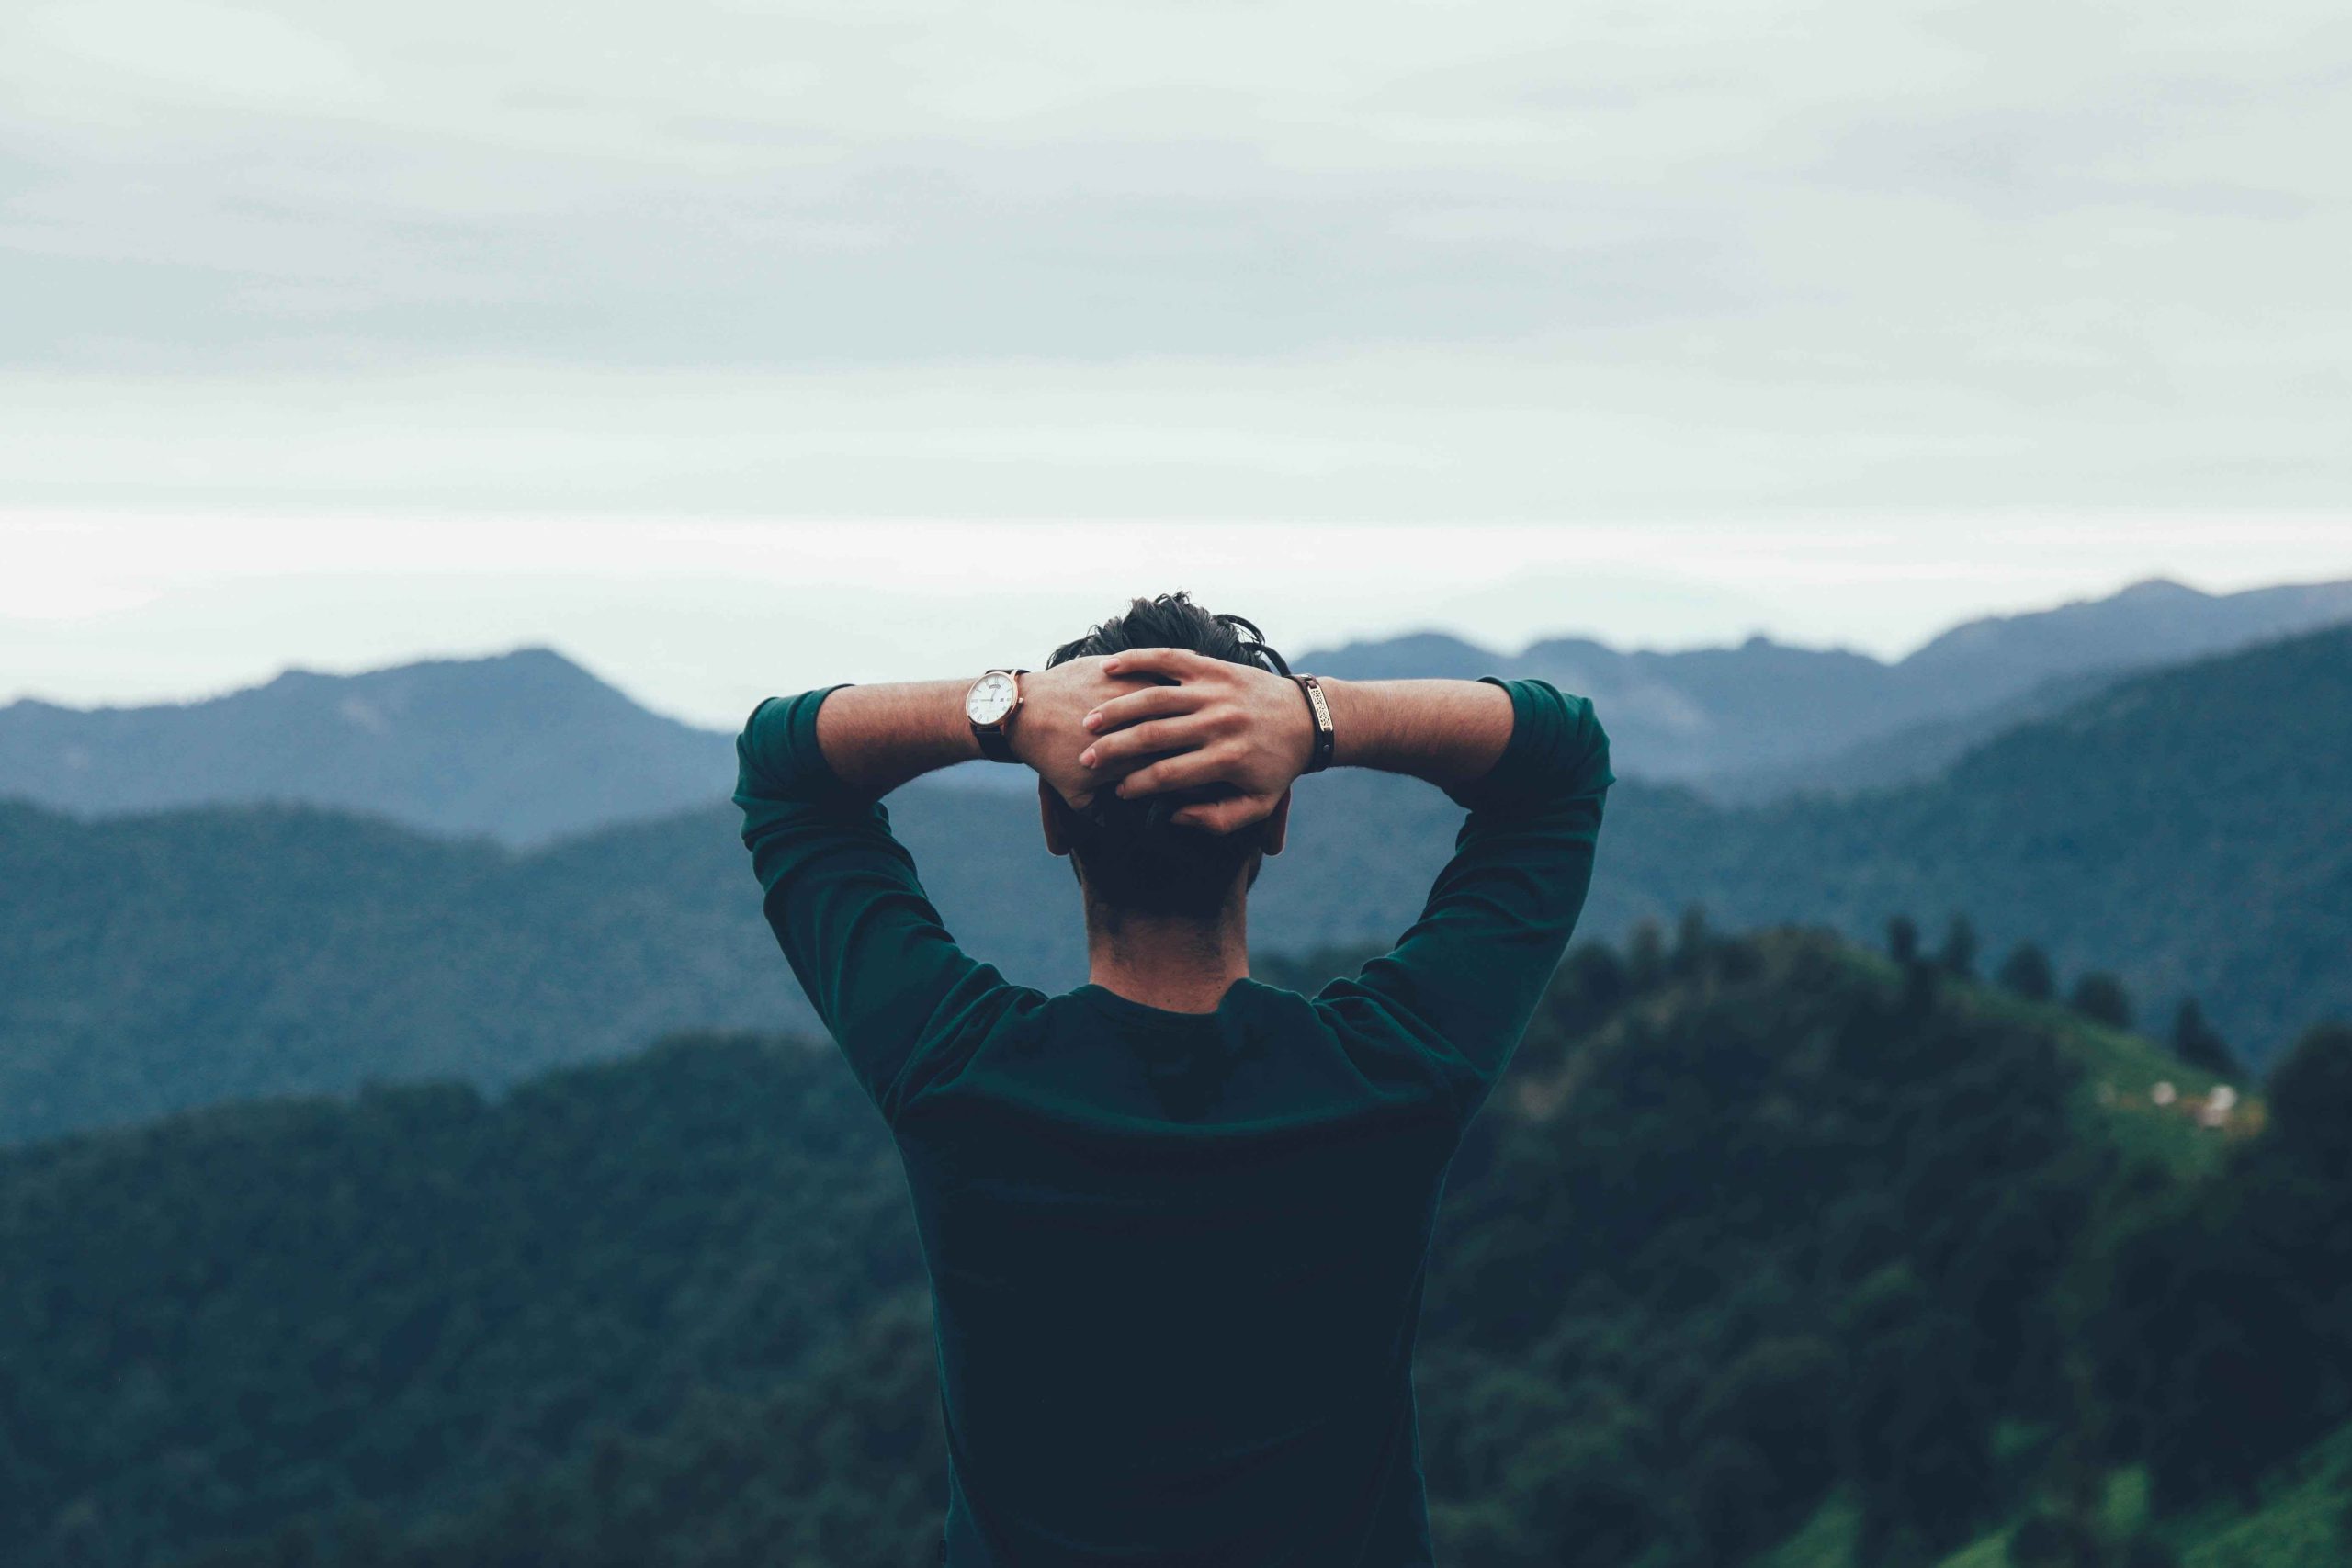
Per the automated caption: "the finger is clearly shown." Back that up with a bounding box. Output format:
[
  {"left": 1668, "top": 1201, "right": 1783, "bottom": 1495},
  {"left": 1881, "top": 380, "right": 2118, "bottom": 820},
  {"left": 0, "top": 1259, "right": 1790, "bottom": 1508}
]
[
  {"left": 1114, "top": 747, "right": 1236, "bottom": 798},
  {"left": 1084, "top": 682, "right": 1204, "bottom": 734},
  {"left": 1080, "top": 715, "right": 1216, "bottom": 771},
  {"left": 1171, "top": 795, "right": 1275, "bottom": 835},
  {"left": 1101, "top": 646, "right": 1214, "bottom": 682}
]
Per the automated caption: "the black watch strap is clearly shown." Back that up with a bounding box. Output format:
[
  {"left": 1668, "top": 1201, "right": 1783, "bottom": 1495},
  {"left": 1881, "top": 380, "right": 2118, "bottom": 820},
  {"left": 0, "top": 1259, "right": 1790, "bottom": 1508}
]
[{"left": 1293, "top": 674, "right": 1336, "bottom": 774}]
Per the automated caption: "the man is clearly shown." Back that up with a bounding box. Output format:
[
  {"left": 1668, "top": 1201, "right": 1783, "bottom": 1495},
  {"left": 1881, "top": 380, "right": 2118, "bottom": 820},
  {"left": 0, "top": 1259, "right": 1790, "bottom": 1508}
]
[{"left": 736, "top": 592, "right": 1611, "bottom": 1565}]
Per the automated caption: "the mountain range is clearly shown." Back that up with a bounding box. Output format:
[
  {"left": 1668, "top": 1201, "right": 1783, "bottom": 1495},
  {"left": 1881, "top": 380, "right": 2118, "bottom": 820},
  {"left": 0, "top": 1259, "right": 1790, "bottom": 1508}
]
[
  {"left": 4, "top": 616, "right": 2346, "bottom": 1144},
  {"left": 8, "top": 578, "right": 2352, "bottom": 1564},
  {"left": 1307, "top": 573, "right": 2352, "bottom": 791},
  {"left": 0, "top": 647, "right": 733, "bottom": 846},
  {"left": 3, "top": 576, "right": 2347, "bottom": 845}
]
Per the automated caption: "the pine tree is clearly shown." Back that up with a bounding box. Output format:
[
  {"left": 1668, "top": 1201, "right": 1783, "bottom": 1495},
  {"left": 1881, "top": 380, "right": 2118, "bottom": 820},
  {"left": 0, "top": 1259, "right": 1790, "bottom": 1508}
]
[
  {"left": 2169, "top": 1000, "right": 2242, "bottom": 1081},
  {"left": 1997, "top": 943, "right": 2055, "bottom": 1002},
  {"left": 1938, "top": 917, "right": 1978, "bottom": 980},
  {"left": 1886, "top": 915, "right": 1920, "bottom": 966},
  {"left": 1625, "top": 919, "right": 1668, "bottom": 990},
  {"left": 2069, "top": 972, "right": 2133, "bottom": 1032},
  {"left": 1673, "top": 905, "right": 1712, "bottom": 976}
]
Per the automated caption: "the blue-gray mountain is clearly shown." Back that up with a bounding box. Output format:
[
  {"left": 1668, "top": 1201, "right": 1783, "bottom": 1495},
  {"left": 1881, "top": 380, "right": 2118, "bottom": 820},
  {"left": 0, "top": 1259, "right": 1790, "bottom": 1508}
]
[
  {"left": 2, "top": 577, "right": 2345, "bottom": 844},
  {"left": 0, "top": 647, "right": 734, "bottom": 846},
  {"left": 1307, "top": 573, "right": 2352, "bottom": 790},
  {"left": 2, "top": 621, "right": 2345, "bottom": 1145}
]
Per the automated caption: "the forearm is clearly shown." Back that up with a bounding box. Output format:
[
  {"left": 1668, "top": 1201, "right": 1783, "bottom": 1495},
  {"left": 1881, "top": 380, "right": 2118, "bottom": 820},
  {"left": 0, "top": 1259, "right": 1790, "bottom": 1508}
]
[
  {"left": 811, "top": 681, "right": 981, "bottom": 797},
  {"left": 1317, "top": 678, "right": 1515, "bottom": 790}
]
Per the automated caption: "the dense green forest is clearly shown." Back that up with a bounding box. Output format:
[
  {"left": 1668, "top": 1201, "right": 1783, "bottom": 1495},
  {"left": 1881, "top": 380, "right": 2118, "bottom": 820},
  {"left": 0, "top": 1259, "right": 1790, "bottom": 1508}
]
[
  {"left": 6, "top": 622, "right": 2348, "bottom": 1145},
  {"left": 1597, "top": 624, "right": 2352, "bottom": 1062},
  {"left": 0, "top": 786, "right": 1091, "bottom": 1145},
  {"left": 0, "top": 768, "right": 1471, "bottom": 1143},
  {"left": 6, "top": 920, "right": 2345, "bottom": 1568}
]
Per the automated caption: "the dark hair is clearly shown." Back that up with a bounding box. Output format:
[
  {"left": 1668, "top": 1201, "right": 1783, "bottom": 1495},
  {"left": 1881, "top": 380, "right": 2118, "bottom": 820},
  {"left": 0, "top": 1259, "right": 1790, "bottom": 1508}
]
[{"left": 1044, "top": 591, "right": 1293, "bottom": 919}]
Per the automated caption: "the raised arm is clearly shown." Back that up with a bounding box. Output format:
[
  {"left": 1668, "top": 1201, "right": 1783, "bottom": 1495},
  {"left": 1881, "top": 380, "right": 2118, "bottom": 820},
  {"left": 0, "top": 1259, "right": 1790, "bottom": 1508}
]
[
  {"left": 735, "top": 660, "right": 1127, "bottom": 1122},
  {"left": 1329, "top": 675, "right": 1611, "bottom": 1112},
  {"left": 1080, "top": 651, "right": 1611, "bottom": 1116},
  {"left": 803, "top": 660, "right": 1134, "bottom": 804}
]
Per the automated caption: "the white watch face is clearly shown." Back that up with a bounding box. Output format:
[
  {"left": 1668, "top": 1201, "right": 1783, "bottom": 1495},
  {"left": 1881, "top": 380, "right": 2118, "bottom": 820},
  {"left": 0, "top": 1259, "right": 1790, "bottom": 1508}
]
[{"left": 967, "top": 671, "right": 1017, "bottom": 726}]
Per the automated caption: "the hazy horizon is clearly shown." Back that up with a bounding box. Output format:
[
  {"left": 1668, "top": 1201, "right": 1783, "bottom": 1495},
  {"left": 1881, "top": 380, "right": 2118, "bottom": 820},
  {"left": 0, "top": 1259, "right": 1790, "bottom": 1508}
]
[{"left": 6, "top": 513, "right": 2347, "bottom": 728}]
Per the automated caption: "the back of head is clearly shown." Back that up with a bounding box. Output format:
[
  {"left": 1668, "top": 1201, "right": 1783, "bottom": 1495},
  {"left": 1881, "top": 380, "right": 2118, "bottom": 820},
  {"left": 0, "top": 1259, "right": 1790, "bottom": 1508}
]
[{"left": 1046, "top": 592, "right": 1291, "bottom": 919}]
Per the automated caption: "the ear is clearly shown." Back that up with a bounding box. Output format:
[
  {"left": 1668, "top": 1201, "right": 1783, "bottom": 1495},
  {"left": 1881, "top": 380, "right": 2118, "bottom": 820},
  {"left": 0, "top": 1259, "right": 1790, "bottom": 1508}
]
[
  {"left": 1039, "top": 777, "right": 1072, "bottom": 857},
  {"left": 1261, "top": 786, "right": 1293, "bottom": 856}
]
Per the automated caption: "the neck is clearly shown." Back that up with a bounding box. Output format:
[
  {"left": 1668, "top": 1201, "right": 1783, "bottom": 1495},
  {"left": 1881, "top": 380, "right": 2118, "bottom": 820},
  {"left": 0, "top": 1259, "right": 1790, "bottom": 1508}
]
[{"left": 1084, "top": 897, "right": 1250, "bottom": 1014}]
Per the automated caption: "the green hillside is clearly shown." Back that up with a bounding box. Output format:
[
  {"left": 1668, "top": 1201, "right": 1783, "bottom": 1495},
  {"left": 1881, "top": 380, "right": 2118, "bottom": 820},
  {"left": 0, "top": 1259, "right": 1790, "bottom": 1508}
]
[
  {"left": 1765, "top": 1416, "right": 2352, "bottom": 1568},
  {"left": 0, "top": 1034, "right": 922, "bottom": 1567},
  {"left": 0, "top": 770, "right": 1472, "bottom": 1145},
  {"left": 7, "top": 922, "right": 2341, "bottom": 1568},
  {"left": 0, "top": 788, "right": 1093, "bottom": 1145},
  {"left": 1599, "top": 622, "right": 2352, "bottom": 1064}
]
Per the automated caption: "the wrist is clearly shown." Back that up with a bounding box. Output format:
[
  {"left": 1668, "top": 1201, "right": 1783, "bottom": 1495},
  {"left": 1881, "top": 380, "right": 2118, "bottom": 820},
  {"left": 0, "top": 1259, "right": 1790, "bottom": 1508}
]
[
  {"left": 1001, "top": 662, "right": 1069, "bottom": 770},
  {"left": 1312, "top": 677, "right": 1371, "bottom": 770},
  {"left": 1317, "top": 677, "right": 1510, "bottom": 786},
  {"left": 810, "top": 679, "right": 986, "bottom": 796}
]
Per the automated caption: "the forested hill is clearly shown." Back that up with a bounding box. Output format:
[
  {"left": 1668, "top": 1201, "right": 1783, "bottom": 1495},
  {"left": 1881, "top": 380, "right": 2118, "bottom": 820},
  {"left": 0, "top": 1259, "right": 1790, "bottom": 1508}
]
[
  {"left": 0, "top": 763, "right": 1481, "bottom": 1144},
  {"left": 5, "top": 623, "right": 2347, "bottom": 1145},
  {"left": 1596, "top": 621, "right": 2352, "bottom": 1060},
  {"left": 5, "top": 925, "right": 2346, "bottom": 1568},
  {"left": 0, "top": 786, "right": 1077, "bottom": 1145}
]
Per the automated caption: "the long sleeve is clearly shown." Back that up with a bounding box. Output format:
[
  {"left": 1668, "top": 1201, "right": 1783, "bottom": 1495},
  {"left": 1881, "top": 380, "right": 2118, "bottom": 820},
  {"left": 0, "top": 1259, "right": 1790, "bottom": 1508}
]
[
  {"left": 735, "top": 686, "right": 1021, "bottom": 1124},
  {"left": 1312, "top": 677, "right": 1612, "bottom": 1121}
]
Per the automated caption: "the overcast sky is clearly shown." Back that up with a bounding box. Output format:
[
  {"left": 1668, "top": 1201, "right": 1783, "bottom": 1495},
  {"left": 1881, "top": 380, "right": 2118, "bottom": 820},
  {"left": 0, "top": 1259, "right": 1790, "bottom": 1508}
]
[{"left": 3, "top": 1, "right": 2348, "bottom": 719}]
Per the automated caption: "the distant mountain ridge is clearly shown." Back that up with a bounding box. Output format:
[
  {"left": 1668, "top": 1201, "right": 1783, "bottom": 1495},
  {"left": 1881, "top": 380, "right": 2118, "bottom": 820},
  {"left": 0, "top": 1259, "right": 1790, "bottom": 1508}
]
[
  {"left": 1306, "top": 574, "right": 2352, "bottom": 788},
  {"left": 1, "top": 575, "right": 2346, "bottom": 843},
  {"left": 3, "top": 620, "right": 2346, "bottom": 1144},
  {"left": 0, "top": 647, "right": 734, "bottom": 846}
]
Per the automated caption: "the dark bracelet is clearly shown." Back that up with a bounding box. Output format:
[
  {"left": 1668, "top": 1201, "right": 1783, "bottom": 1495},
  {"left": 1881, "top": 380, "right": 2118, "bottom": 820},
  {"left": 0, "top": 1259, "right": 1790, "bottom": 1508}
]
[{"left": 1293, "top": 674, "right": 1336, "bottom": 773}]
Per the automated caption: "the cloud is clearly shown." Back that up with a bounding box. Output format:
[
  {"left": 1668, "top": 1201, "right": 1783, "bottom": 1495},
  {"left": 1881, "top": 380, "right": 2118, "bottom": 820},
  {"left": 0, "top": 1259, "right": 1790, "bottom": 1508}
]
[{"left": 0, "top": 0, "right": 2347, "bottom": 514}]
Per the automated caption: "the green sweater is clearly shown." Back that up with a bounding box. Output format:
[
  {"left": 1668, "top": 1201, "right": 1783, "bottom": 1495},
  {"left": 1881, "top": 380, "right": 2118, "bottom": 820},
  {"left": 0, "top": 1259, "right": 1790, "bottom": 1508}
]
[{"left": 736, "top": 676, "right": 1611, "bottom": 1566}]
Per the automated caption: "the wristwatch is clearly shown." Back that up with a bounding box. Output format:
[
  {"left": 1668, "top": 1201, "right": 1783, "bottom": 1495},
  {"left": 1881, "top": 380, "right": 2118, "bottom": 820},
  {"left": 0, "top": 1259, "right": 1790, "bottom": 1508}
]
[{"left": 965, "top": 668, "right": 1028, "bottom": 762}]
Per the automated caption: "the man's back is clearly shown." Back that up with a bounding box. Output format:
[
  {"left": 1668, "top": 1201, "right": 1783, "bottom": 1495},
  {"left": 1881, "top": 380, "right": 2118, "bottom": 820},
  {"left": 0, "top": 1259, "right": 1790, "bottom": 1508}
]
[
  {"left": 737, "top": 658, "right": 1611, "bottom": 1564},
  {"left": 902, "top": 981, "right": 1462, "bottom": 1564}
]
